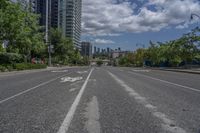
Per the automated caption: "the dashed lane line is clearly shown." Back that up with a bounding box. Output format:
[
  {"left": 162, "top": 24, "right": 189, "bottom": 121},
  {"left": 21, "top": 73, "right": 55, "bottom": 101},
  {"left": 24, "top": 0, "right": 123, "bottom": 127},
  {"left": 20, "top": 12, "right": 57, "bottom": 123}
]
[
  {"left": 57, "top": 68, "right": 94, "bottom": 133},
  {"left": 129, "top": 71, "right": 200, "bottom": 93},
  {"left": 108, "top": 71, "right": 187, "bottom": 133}
]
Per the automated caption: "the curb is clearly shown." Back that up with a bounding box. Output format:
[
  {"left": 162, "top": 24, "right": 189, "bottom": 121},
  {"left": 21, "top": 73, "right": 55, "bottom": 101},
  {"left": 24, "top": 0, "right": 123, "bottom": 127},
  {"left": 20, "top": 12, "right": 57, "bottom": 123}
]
[
  {"left": 156, "top": 68, "right": 200, "bottom": 75},
  {"left": 0, "top": 66, "right": 90, "bottom": 76}
]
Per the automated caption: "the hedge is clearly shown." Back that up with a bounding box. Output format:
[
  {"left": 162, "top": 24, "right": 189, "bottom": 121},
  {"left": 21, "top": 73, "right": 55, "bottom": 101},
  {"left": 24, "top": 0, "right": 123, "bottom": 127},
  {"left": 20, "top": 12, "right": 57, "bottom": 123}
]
[
  {"left": 0, "top": 63, "right": 47, "bottom": 72},
  {"left": 0, "top": 52, "right": 23, "bottom": 64},
  {"left": 14, "top": 63, "right": 47, "bottom": 70}
]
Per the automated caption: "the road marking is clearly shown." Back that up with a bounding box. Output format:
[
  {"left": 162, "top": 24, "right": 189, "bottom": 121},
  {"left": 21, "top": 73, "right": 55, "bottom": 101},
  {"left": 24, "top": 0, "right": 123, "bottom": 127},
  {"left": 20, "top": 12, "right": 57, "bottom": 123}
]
[
  {"left": 69, "top": 88, "right": 79, "bottom": 92},
  {"left": 0, "top": 72, "right": 74, "bottom": 104},
  {"left": 77, "top": 71, "right": 88, "bottom": 74},
  {"left": 84, "top": 96, "right": 101, "bottom": 133},
  {"left": 52, "top": 70, "right": 68, "bottom": 73},
  {"left": 108, "top": 71, "right": 187, "bottom": 133},
  {"left": 60, "top": 77, "right": 83, "bottom": 83},
  {"left": 129, "top": 71, "right": 200, "bottom": 93},
  {"left": 132, "top": 69, "right": 150, "bottom": 72},
  {"left": 57, "top": 68, "right": 94, "bottom": 133}
]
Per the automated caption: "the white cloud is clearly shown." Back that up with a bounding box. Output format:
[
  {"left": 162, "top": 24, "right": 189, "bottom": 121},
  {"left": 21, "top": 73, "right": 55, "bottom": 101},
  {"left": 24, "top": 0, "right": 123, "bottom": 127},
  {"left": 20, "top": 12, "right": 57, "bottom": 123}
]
[
  {"left": 82, "top": 0, "right": 200, "bottom": 36},
  {"left": 94, "top": 39, "right": 115, "bottom": 44}
]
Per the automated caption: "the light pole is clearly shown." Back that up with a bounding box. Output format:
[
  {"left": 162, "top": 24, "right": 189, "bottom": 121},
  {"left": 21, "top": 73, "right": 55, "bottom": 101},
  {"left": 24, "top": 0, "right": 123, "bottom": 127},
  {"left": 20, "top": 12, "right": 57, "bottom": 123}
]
[{"left": 45, "top": 0, "right": 51, "bottom": 66}]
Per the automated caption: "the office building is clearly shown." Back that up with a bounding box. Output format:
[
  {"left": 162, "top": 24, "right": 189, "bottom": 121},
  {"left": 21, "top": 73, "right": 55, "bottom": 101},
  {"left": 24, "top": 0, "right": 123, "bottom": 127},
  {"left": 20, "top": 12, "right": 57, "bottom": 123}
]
[
  {"left": 58, "top": 0, "right": 82, "bottom": 49},
  {"left": 81, "top": 42, "right": 92, "bottom": 57}
]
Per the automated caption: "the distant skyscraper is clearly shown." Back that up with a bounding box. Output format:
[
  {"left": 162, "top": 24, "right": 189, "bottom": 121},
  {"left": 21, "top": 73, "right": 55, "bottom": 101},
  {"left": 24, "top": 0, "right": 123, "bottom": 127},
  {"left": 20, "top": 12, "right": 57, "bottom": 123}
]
[
  {"left": 81, "top": 42, "right": 92, "bottom": 57},
  {"left": 97, "top": 48, "right": 100, "bottom": 53},
  {"left": 58, "top": 0, "right": 82, "bottom": 49},
  {"left": 94, "top": 46, "right": 97, "bottom": 54},
  {"left": 107, "top": 47, "right": 110, "bottom": 53}
]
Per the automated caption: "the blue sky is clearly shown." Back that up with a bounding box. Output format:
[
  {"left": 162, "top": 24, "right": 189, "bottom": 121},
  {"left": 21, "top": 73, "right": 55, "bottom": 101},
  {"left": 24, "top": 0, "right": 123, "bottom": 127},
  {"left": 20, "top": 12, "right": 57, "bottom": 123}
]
[{"left": 81, "top": 0, "right": 200, "bottom": 51}]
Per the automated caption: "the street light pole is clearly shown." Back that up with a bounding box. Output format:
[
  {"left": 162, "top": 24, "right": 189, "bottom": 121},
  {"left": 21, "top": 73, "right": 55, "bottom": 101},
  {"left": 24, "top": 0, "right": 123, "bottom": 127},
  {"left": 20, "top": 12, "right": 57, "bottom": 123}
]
[{"left": 45, "top": 0, "right": 51, "bottom": 66}]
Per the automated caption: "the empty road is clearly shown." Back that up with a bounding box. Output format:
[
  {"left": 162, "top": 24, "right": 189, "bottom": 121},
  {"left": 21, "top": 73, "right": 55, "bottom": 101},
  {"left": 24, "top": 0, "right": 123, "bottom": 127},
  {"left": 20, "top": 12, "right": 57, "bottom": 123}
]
[{"left": 0, "top": 66, "right": 200, "bottom": 133}]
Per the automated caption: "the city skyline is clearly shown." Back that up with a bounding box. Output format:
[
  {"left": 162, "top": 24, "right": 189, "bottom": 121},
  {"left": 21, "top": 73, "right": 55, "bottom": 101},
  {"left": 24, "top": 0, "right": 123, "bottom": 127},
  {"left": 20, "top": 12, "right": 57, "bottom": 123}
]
[{"left": 81, "top": 0, "right": 200, "bottom": 50}]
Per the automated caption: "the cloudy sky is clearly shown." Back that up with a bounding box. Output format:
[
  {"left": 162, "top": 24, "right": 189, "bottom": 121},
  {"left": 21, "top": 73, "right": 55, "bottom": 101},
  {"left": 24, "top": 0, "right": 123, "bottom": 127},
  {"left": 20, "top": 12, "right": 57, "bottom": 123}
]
[{"left": 81, "top": 0, "right": 200, "bottom": 50}]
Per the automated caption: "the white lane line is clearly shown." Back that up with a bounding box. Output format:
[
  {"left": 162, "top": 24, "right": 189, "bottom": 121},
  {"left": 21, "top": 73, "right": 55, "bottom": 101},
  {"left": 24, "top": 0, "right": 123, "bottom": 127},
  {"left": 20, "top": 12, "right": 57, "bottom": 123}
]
[
  {"left": 84, "top": 96, "right": 101, "bottom": 133},
  {"left": 52, "top": 70, "right": 68, "bottom": 73},
  {"left": 0, "top": 72, "right": 74, "bottom": 104},
  {"left": 57, "top": 68, "right": 94, "bottom": 133},
  {"left": 132, "top": 69, "right": 150, "bottom": 72},
  {"left": 69, "top": 88, "right": 79, "bottom": 92},
  {"left": 108, "top": 71, "right": 187, "bottom": 133},
  {"left": 129, "top": 71, "right": 200, "bottom": 93}
]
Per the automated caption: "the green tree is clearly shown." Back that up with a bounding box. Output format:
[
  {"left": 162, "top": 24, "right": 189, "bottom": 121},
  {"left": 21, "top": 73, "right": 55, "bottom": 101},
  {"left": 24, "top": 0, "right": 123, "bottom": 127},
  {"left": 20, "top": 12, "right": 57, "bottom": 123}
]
[
  {"left": 134, "top": 48, "right": 146, "bottom": 67},
  {"left": 0, "top": 0, "right": 45, "bottom": 61}
]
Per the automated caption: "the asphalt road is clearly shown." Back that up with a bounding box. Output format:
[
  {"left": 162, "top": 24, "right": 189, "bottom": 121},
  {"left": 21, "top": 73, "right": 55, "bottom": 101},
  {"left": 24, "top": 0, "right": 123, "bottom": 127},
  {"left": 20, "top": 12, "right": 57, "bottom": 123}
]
[{"left": 0, "top": 66, "right": 199, "bottom": 133}]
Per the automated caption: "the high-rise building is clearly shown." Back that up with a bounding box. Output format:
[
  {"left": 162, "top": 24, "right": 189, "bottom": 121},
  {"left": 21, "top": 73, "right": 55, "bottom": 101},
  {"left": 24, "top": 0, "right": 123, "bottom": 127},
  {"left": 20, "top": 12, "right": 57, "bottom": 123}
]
[
  {"left": 81, "top": 42, "right": 92, "bottom": 57},
  {"left": 33, "top": 0, "right": 58, "bottom": 28},
  {"left": 107, "top": 47, "right": 110, "bottom": 53},
  {"left": 94, "top": 46, "right": 97, "bottom": 54},
  {"left": 97, "top": 48, "right": 100, "bottom": 53},
  {"left": 51, "top": 0, "right": 58, "bottom": 28},
  {"left": 34, "top": 0, "right": 46, "bottom": 26},
  {"left": 58, "top": 0, "right": 82, "bottom": 49},
  {"left": 31, "top": 0, "right": 82, "bottom": 49}
]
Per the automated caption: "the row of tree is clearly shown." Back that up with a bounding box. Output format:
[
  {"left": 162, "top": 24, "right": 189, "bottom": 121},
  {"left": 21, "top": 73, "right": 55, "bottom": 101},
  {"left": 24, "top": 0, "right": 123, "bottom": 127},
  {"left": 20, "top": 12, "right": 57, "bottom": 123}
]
[
  {"left": 118, "top": 27, "right": 200, "bottom": 67},
  {"left": 0, "top": 0, "right": 84, "bottom": 65}
]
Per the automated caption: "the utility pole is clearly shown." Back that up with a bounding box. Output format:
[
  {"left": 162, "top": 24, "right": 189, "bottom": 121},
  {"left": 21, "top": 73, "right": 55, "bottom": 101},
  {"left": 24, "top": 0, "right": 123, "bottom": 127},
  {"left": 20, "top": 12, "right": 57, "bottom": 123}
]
[{"left": 46, "top": 0, "right": 51, "bottom": 66}]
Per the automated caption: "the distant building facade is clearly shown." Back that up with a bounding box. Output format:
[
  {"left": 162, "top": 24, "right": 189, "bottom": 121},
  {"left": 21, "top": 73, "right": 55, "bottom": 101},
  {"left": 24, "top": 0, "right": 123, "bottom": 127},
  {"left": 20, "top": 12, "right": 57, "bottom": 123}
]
[
  {"left": 111, "top": 51, "right": 129, "bottom": 59},
  {"left": 81, "top": 42, "right": 92, "bottom": 57}
]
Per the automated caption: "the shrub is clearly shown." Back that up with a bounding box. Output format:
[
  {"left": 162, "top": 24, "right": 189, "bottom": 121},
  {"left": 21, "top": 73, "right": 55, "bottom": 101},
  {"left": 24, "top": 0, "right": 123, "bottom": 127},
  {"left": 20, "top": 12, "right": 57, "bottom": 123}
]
[
  {"left": 0, "top": 52, "right": 23, "bottom": 64},
  {"left": 96, "top": 60, "right": 103, "bottom": 66},
  {"left": 14, "top": 63, "right": 47, "bottom": 70},
  {"left": 0, "top": 65, "right": 7, "bottom": 72}
]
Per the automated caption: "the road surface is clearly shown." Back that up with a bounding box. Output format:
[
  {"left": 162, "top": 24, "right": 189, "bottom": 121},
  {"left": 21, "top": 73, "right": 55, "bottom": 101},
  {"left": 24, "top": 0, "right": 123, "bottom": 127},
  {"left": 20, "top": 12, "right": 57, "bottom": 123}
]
[{"left": 0, "top": 66, "right": 199, "bottom": 133}]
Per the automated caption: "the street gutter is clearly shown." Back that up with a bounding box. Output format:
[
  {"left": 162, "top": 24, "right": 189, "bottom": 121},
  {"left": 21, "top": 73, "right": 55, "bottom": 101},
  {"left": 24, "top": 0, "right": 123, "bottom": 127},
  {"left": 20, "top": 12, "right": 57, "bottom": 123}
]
[
  {"left": 152, "top": 68, "right": 200, "bottom": 75},
  {"left": 0, "top": 66, "right": 83, "bottom": 76}
]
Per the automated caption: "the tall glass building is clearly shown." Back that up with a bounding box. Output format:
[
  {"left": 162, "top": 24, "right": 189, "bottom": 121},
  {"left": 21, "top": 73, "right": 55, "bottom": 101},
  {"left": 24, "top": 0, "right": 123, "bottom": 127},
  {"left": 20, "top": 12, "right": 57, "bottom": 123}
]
[
  {"left": 32, "top": 0, "right": 58, "bottom": 28},
  {"left": 58, "top": 0, "right": 82, "bottom": 50}
]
